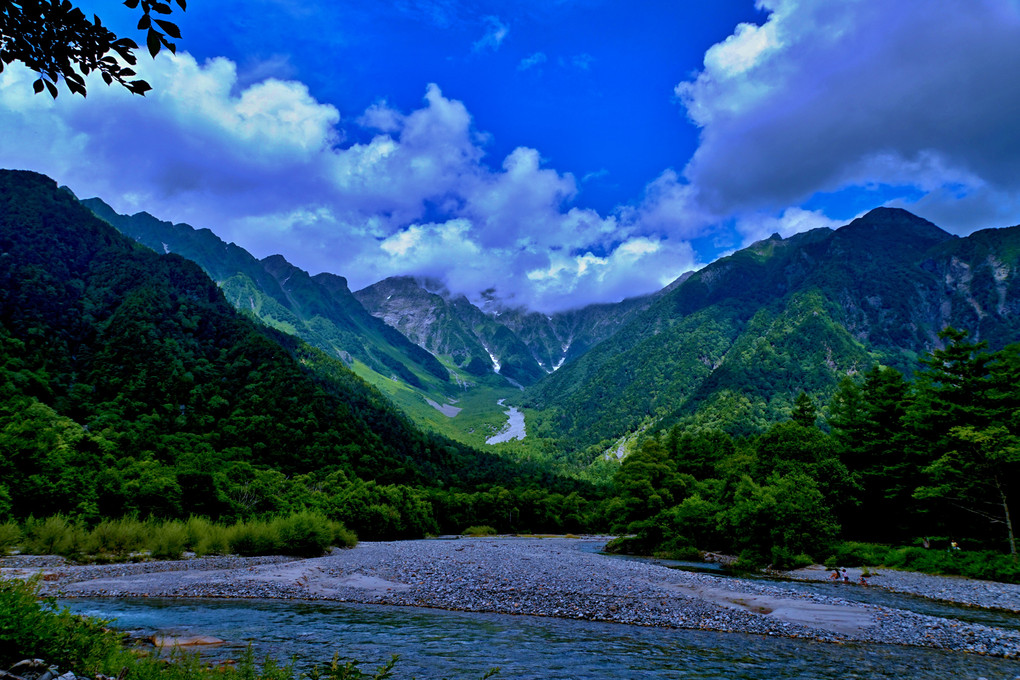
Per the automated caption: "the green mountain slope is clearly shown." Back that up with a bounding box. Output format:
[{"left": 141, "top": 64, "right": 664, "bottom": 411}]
[
  {"left": 82, "top": 198, "right": 450, "bottom": 391},
  {"left": 0, "top": 170, "right": 520, "bottom": 523},
  {"left": 523, "top": 208, "right": 1020, "bottom": 452}
]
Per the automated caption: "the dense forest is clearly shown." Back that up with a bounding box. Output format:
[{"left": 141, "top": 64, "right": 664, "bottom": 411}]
[
  {"left": 608, "top": 327, "right": 1019, "bottom": 576},
  {"left": 0, "top": 170, "right": 593, "bottom": 539}
]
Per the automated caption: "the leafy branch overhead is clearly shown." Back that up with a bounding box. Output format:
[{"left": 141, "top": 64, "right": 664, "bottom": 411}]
[{"left": 0, "top": 0, "right": 185, "bottom": 98}]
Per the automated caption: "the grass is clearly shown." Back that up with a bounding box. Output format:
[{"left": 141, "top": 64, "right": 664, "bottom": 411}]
[{"left": 10, "top": 511, "right": 357, "bottom": 563}]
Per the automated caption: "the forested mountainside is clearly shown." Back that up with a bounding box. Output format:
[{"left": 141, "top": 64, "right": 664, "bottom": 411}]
[
  {"left": 523, "top": 208, "right": 1020, "bottom": 453},
  {"left": 82, "top": 198, "right": 449, "bottom": 391},
  {"left": 0, "top": 170, "right": 586, "bottom": 535},
  {"left": 355, "top": 277, "right": 653, "bottom": 384}
]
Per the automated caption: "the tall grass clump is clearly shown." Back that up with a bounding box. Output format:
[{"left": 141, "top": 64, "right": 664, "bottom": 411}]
[
  {"left": 185, "top": 516, "right": 230, "bottom": 556},
  {"left": 149, "top": 520, "right": 189, "bottom": 559},
  {"left": 228, "top": 519, "right": 282, "bottom": 556},
  {"left": 330, "top": 520, "right": 357, "bottom": 549},
  {"left": 84, "top": 517, "right": 148, "bottom": 557},
  {"left": 0, "top": 523, "right": 20, "bottom": 555},
  {"left": 23, "top": 516, "right": 85, "bottom": 557},
  {"left": 272, "top": 510, "right": 334, "bottom": 557}
]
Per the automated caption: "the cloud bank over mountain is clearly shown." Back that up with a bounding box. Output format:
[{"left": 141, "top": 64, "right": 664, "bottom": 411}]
[{"left": 1, "top": 0, "right": 1018, "bottom": 312}]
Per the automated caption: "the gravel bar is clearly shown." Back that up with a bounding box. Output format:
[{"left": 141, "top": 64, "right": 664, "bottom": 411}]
[
  {"left": 784, "top": 563, "right": 1020, "bottom": 612},
  {"left": 6, "top": 536, "right": 1020, "bottom": 659}
]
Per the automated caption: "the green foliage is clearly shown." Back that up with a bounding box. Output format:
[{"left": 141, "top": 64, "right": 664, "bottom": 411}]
[
  {"left": 825, "top": 541, "right": 1020, "bottom": 583},
  {"left": 185, "top": 516, "right": 230, "bottom": 556},
  {"left": 0, "top": 576, "right": 120, "bottom": 672},
  {"left": 149, "top": 520, "right": 188, "bottom": 559},
  {"left": 305, "top": 653, "right": 399, "bottom": 680},
  {"left": 718, "top": 472, "right": 839, "bottom": 567},
  {"left": 0, "top": 522, "right": 20, "bottom": 555},
  {"left": 84, "top": 517, "right": 148, "bottom": 556},
  {"left": 462, "top": 525, "right": 498, "bottom": 536},
  {"left": 273, "top": 510, "right": 337, "bottom": 557},
  {"left": 0, "top": 170, "right": 592, "bottom": 541},
  {"left": 23, "top": 516, "right": 83, "bottom": 557},
  {"left": 6, "top": 512, "right": 356, "bottom": 561}
]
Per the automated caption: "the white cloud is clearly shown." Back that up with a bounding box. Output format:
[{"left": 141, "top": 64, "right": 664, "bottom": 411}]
[
  {"left": 675, "top": 0, "right": 1020, "bottom": 233},
  {"left": 734, "top": 207, "right": 842, "bottom": 247},
  {"left": 518, "top": 52, "right": 547, "bottom": 71},
  {"left": 0, "top": 53, "right": 698, "bottom": 312},
  {"left": 473, "top": 15, "right": 509, "bottom": 52}
]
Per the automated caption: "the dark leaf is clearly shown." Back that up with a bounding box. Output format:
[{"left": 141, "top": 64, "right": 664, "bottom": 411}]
[
  {"left": 155, "top": 19, "right": 181, "bottom": 39},
  {"left": 176, "top": 0, "right": 187, "bottom": 9},
  {"left": 153, "top": 2, "right": 173, "bottom": 14},
  {"left": 102, "top": 72, "right": 113, "bottom": 85},
  {"left": 137, "top": 14, "right": 151, "bottom": 30},
  {"left": 45, "top": 80, "right": 58, "bottom": 98},
  {"left": 124, "top": 0, "right": 140, "bottom": 7},
  {"left": 33, "top": 78, "right": 44, "bottom": 94},
  {"left": 146, "top": 29, "right": 161, "bottom": 57}
]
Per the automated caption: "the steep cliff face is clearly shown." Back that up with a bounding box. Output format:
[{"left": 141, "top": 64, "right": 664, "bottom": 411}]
[
  {"left": 492, "top": 295, "right": 655, "bottom": 372},
  {"left": 355, "top": 277, "right": 656, "bottom": 386},
  {"left": 354, "top": 277, "right": 546, "bottom": 385}
]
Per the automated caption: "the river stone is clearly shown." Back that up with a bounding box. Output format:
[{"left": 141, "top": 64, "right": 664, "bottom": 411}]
[{"left": 151, "top": 635, "right": 225, "bottom": 647}]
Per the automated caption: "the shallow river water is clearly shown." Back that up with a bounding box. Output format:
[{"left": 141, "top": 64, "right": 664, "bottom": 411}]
[{"left": 62, "top": 597, "right": 1020, "bottom": 680}]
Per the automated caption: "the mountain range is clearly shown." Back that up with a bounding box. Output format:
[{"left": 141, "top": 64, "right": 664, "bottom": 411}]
[{"left": 52, "top": 176, "right": 1020, "bottom": 464}]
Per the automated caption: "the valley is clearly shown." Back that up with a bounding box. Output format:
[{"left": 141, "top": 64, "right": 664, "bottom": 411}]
[{"left": 2, "top": 168, "right": 1020, "bottom": 676}]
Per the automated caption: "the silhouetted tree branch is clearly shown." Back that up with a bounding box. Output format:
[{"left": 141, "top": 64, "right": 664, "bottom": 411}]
[{"left": 0, "top": 0, "right": 185, "bottom": 97}]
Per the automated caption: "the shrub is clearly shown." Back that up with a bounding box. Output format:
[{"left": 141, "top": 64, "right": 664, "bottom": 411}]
[
  {"left": 85, "top": 518, "right": 148, "bottom": 557},
  {"left": 0, "top": 576, "right": 120, "bottom": 671},
  {"left": 462, "top": 525, "right": 497, "bottom": 537},
  {"left": 0, "top": 522, "right": 20, "bottom": 555},
  {"left": 185, "top": 516, "right": 230, "bottom": 556},
  {"left": 228, "top": 520, "right": 281, "bottom": 556},
  {"left": 655, "top": 545, "right": 702, "bottom": 561},
  {"left": 23, "top": 516, "right": 84, "bottom": 557},
  {"left": 149, "top": 521, "right": 188, "bottom": 559},
  {"left": 330, "top": 521, "right": 357, "bottom": 549},
  {"left": 273, "top": 511, "right": 334, "bottom": 557}
]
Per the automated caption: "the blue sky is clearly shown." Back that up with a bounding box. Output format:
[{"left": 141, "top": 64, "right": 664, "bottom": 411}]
[{"left": 3, "top": 1, "right": 1020, "bottom": 311}]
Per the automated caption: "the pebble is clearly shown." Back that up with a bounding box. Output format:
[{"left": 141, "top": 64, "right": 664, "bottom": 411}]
[{"left": 10, "top": 537, "right": 1020, "bottom": 659}]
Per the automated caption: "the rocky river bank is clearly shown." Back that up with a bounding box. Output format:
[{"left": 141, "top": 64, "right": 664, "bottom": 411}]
[{"left": 4, "top": 536, "right": 1019, "bottom": 659}]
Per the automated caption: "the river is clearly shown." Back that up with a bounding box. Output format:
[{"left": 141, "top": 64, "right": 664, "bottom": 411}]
[
  {"left": 485, "top": 398, "right": 526, "bottom": 444},
  {"left": 62, "top": 597, "right": 1020, "bottom": 680}
]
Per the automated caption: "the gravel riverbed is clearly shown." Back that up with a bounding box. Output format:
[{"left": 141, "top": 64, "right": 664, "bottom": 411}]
[{"left": 5, "top": 536, "right": 1020, "bottom": 659}]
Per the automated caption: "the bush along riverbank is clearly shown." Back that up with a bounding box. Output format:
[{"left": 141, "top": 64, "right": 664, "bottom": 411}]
[
  {"left": 0, "top": 576, "right": 496, "bottom": 680},
  {"left": 0, "top": 511, "right": 355, "bottom": 563}
]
